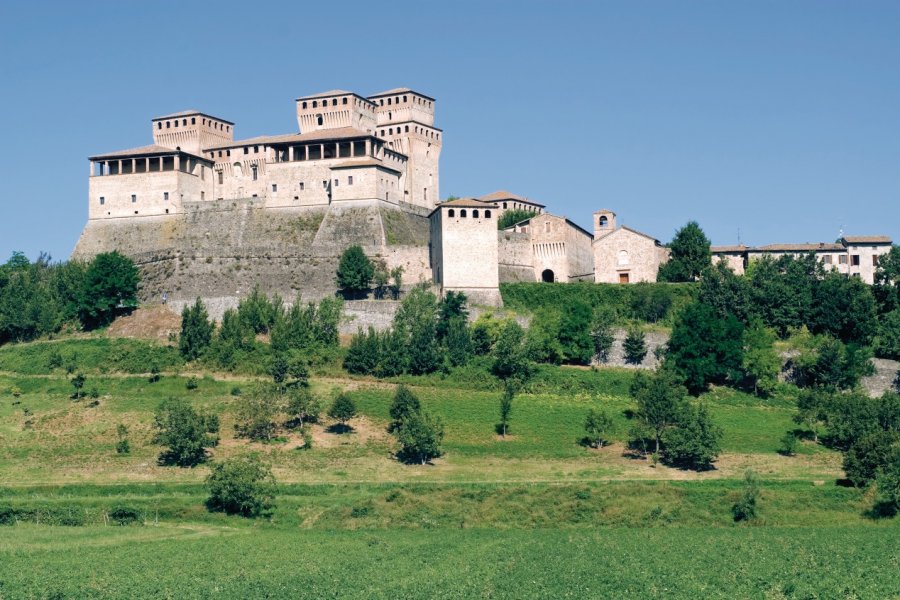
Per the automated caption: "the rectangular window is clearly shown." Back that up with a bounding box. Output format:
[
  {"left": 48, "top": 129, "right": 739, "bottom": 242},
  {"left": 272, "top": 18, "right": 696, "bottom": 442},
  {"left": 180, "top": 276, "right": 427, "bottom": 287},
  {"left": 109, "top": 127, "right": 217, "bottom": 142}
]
[
  {"left": 131, "top": 194, "right": 137, "bottom": 203},
  {"left": 272, "top": 184, "right": 277, "bottom": 192},
  {"left": 243, "top": 147, "right": 249, "bottom": 154},
  {"left": 254, "top": 146, "right": 259, "bottom": 154},
  {"left": 99, "top": 196, "right": 105, "bottom": 205},
  {"left": 873, "top": 255, "right": 879, "bottom": 266},
  {"left": 851, "top": 255, "right": 860, "bottom": 266},
  {"left": 299, "top": 182, "right": 304, "bottom": 190},
  {"left": 164, "top": 192, "right": 169, "bottom": 201},
  {"left": 323, "top": 180, "right": 327, "bottom": 188},
  {"left": 348, "top": 176, "right": 353, "bottom": 185},
  {"left": 334, "top": 179, "right": 339, "bottom": 187},
  {"left": 218, "top": 171, "right": 224, "bottom": 184},
  {"left": 201, "top": 191, "right": 205, "bottom": 200},
  {"left": 252, "top": 166, "right": 258, "bottom": 181},
  {"left": 839, "top": 255, "right": 848, "bottom": 265},
  {"left": 822, "top": 254, "right": 832, "bottom": 264}
]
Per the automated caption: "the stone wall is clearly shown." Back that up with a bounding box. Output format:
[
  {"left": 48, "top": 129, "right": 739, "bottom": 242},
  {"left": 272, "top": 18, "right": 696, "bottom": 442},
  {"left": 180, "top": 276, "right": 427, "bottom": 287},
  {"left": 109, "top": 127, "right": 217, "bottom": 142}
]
[{"left": 498, "top": 230, "right": 535, "bottom": 282}]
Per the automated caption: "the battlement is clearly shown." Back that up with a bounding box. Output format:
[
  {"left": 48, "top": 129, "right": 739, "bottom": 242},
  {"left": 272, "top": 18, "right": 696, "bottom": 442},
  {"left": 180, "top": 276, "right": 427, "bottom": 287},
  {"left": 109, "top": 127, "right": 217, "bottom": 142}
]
[{"left": 152, "top": 111, "right": 233, "bottom": 156}]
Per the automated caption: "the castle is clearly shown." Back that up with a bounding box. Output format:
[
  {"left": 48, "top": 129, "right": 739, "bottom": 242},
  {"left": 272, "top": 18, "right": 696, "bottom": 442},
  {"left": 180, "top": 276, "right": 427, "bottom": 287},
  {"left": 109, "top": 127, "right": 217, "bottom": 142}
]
[{"left": 75, "top": 87, "right": 893, "bottom": 314}]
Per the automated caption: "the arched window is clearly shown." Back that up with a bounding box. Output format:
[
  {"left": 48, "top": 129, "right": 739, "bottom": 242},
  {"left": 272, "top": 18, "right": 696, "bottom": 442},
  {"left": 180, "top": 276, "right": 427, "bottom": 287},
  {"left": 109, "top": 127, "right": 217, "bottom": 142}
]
[
  {"left": 191, "top": 117, "right": 196, "bottom": 125},
  {"left": 405, "top": 125, "right": 409, "bottom": 132},
  {"left": 182, "top": 119, "right": 187, "bottom": 126},
  {"left": 460, "top": 209, "right": 467, "bottom": 218},
  {"left": 332, "top": 99, "right": 337, "bottom": 106},
  {"left": 157, "top": 122, "right": 162, "bottom": 130},
  {"left": 599, "top": 215, "right": 608, "bottom": 227},
  {"left": 617, "top": 250, "right": 629, "bottom": 266},
  {"left": 485, "top": 210, "right": 492, "bottom": 218},
  {"left": 233, "top": 163, "right": 243, "bottom": 178},
  {"left": 473, "top": 209, "right": 479, "bottom": 218},
  {"left": 448, "top": 209, "right": 455, "bottom": 217},
  {"left": 317, "top": 115, "right": 323, "bottom": 126}
]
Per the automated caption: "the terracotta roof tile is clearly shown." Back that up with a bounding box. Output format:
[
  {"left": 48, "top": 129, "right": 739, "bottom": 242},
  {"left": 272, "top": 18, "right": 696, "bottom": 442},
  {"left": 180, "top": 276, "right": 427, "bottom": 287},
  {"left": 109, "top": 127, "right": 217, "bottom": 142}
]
[
  {"left": 89, "top": 144, "right": 210, "bottom": 162},
  {"left": 479, "top": 190, "right": 546, "bottom": 208},
  {"left": 842, "top": 235, "right": 892, "bottom": 244},
  {"left": 753, "top": 243, "right": 844, "bottom": 252}
]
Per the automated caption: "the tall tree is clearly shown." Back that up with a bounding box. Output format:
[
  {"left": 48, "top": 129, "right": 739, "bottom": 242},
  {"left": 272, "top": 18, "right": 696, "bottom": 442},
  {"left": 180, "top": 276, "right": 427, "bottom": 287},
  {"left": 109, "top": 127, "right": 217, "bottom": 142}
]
[
  {"left": 667, "top": 302, "right": 745, "bottom": 394},
  {"left": 629, "top": 369, "right": 689, "bottom": 454},
  {"left": 179, "top": 298, "right": 214, "bottom": 361},
  {"left": 623, "top": 327, "right": 648, "bottom": 365},
  {"left": 335, "top": 245, "right": 374, "bottom": 298},
  {"left": 657, "top": 221, "right": 711, "bottom": 282},
  {"left": 741, "top": 320, "right": 781, "bottom": 396},
  {"left": 557, "top": 301, "right": 594, "bottom": 365},
  {"left": 491, "top": 321, "right": 531, "bottom": 383},
  {"left": 78, "top": 251, "right": 139, "bottom": 328},
  {"left": 153, "top": 397, "right": 220, "bottom": 467}
]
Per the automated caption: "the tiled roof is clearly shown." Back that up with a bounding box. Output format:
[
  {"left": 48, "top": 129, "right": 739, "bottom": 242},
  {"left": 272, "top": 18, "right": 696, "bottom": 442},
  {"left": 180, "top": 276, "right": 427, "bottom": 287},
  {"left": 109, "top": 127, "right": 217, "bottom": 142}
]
[
  {"left": 88, "top": 144, "right": 209, "bottom": 162},
  {"left": 437, "top": 198, "right": 494, "bottom": 209},
  {"left": 842, "top": 235, "right": 892, "bottom": 245},
  {"left": 479, "top": 190, "right": 546, "bottom": 208},
  {"left": 331, "top": 158, "right": 400, "bottom": 173},
  {"left": 711, "top": 245, "right": 750, "bottom": 253},
  {"left": 152, "top": 110, "right": 234, "bottom": 125},
  {"left": 204, "top": 127, "right": 373, "bottom": 151},
  {"left": 593, "top": 225, "right": 660, "bottom": 245},
  {"left": 753, "top": 243, "right": 844, "bottom": 252}
]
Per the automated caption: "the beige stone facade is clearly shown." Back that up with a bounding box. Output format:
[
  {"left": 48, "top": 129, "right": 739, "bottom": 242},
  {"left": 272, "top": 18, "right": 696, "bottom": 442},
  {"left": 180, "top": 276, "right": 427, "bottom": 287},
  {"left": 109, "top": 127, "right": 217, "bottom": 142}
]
[
  {"left": 592, "top": 210, "right": 669, "bottom": 283},
  {"left": 499, "top": 213, "right": 593, "bottom": 282}
]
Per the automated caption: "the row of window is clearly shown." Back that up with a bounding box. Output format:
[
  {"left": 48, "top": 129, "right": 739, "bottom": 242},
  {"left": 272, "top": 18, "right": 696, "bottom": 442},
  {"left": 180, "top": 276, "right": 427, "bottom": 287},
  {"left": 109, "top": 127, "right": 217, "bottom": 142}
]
[
  {"left": 302, "top": 97, "right": 350, "bottom": 109},
  {"left": 379, "top": 125, "right": 439, "bottom": 140},
  {"left": 299, "top": 94, "right": 433, "bottom": 110},
  {"left": 270, "top": 176, "right": 356, "bottom": 194},
  {"left": 821, "top": 254, "right": 877, "bottom": 266},
  {"left": 157, "top": 118, "right": 230, "bottom": 132},
  {"left": 447, "top": 209, "right": 491, "bottom": 219}
]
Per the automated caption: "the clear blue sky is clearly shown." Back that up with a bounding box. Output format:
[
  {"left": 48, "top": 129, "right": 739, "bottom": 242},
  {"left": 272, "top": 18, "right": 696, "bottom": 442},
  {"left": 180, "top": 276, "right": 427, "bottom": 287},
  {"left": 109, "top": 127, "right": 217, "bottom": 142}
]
[{"left": 1, "top": 0, "right": 898, "bottom": 261}]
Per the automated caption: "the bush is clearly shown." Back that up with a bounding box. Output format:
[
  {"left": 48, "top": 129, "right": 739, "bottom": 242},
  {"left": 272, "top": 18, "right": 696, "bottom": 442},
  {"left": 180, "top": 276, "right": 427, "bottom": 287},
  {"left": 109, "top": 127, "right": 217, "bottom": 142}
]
[
  {"left": 623, "top": 327, "right": 647, "bottom": 365},
  {"left": 660, "top": 403, "right": 723, "bottom": 470},
  {"left": 235, "top": 384, "right": 283, "bottom": 442},
  {"left": 497, "top": 208, "right": 537, "bottom": 230},
  {"left": 153, "top": 397, "right": 220, "bottom": 467},
  {"left": 843, "top": 431, "right": 898, "bottom": 488},
  {"left": 732, "top": 469, "right": 760, "bottom": 522},
  {"left": 557, "top": 301, "right": 594, "bottom": 365},
  {"left": 179, "top": 298, "right": 214, "bottom": 361},
  {"left": 396, "top": 411, "right": 445, "bottom": 465},
  {"left": 778, "top": 431, "right": 798, "bottom": 456},
  {"left": 491, "top": 321, "right": 531, "bottom": 382},
  {"left": 108, "top": 506, "right": 142, "bottom": 526},
  {"left": 0, "top": 505, "right": 14, "bottom": 525},
  {"left": 115, "top": 424, "right": 130, "bottom": 455},
  {"left": 584, "top": 408, "right": 613, "bottom": 448},
  {"left": 335, "top": 245, "right": 374, "bottom": 298},
  {"left": 328, "top": 393, "right": 357, "bottom": 427},
  {"left": 205, "top": 454, "right": 276, "bottom": 517}
]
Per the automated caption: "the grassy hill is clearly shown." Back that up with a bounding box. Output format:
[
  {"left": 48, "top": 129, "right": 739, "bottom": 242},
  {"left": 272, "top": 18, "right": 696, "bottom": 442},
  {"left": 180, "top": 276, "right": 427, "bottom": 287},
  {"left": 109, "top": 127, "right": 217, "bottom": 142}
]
[{"left": 0, "top": 336, "right": 897, "bottom": 599}]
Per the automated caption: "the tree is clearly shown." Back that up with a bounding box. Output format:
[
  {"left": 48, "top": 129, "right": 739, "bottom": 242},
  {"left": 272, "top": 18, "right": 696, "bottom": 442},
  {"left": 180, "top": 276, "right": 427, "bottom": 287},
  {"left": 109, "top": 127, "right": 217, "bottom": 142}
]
[
  {"left": 731, "top": 469, "right": 760, "bottom": 522},
  {"left": 843, "top": 431, "right": 898, "bottom": 488},
  {"left": 498, "top": 382, "right": 514, "bottom": 437},
  {"left": 875, "top": 310, "right": 900, "bottom": 360},
  {"left": 810, "top": 273, "right": 877, "bottom": 346},
  {"left": 793, "top": 335, "right": 873, "bottom": 392},
  {"left": 741, "top": 321, "right": 780, "bottom": 396},
  {"left": 286, "top": 387, "right": 322, "bottom": 429},
  {"left": 497, "top": 208, "right": 537, "bottom": 230},
  {"left": 115, "top": 424, "right": 130, "bottom": 454},
  {"left": 525, "top": 309, "right": 563, "bottom": 365},
  {"left": 205, "top": 454, "right": 276, "bottom": 517},
  {"left": 335, "top": 245, "right": 374, "bottom": 298},
  {"left": 657, "top": 221, "right": 711, "bottom": 282},
  {"left": 153, "top": 397, "right": 219, "bottom": 467},
  {"left": 394, "top": 286, "right": 441, "bottom": 375},
  {"left": 491, "top": 321, "right": 531, "bottom": 382},
  {"left": 396, "top": 411, "right": 444, "bottom": 464},
  {"left": 376, "top": 328, "right": 409, "bottom": 377},
  {"left": 445, "top": 318, "right": 473, "bottom": 367},
  {"left": 373, "top": 269, "right": 389, "bottom": 300},
  {"left": 344, "top": 327, "right": 379, "bottom": 375},
  {"left": 388, "top": 266, "right": 404, "bottom": 300},
  {"left": 667, "top": 302, "right": 744, "bottom": 395},
  {"left": 557, "top": 301, "right": 594, "bottom": 365},
  {"left": 237, "top": 285, "right": 280, "bottom": 334},
  {"left": 389, "top": 385, "right": 421, "bottom": 432},
  {"left": 78, "top": 251, "right": 140, "bottom": 328},
  {"left": 328, "top": 393, "right": 357, "bottom": 429},
  {"left": 623, "top": 327, "right": 648, "bottom": 365},
  {"left": 698, "top": 260, "right": 751, "bottom": 323},
  {"left": 794, "top": 389, "right": 827, "bottom": 443},
  {"left": 70, "top": 372, "right": 86, "bottom": 400},
  {"left": 590, "top": 309, "right": 616, "bottom": 363},
  {"left": 630, "top": 369, "right": 689, "bottom": 454},
  {"left": 661, "top": 403, "right": 723, "bottom": 470},
  {"left": 874, "top": 445, "right": 900, "bottom": 515},
  {"left": 236, "top": 384, "right": 283, "bottom": 442},
  {"left": 584, "top": 408, "right": 613, "bottom": 448},
  {"left": 436, "top": 291, "right": 468, "bottom": 341},
  {"left": 179, "top": 298, "right": 214, "bottom": 361}
]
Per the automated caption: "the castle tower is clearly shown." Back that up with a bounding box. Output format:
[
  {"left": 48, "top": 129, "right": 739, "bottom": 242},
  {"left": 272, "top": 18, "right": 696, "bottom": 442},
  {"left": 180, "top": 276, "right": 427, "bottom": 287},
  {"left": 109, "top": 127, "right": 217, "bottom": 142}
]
[
  {"left": 593, "top": 209, "right": 617, "bottom": 237},
  {"left": 152, "top": 111, "right": 234, "bottom": 156},
  {"left": 369, "top": 88, "right": 441, "bottom": 210},
  {"left": 429, "top": 199, "right": 501, "bottom": 306},
  {"left": 295, "top": 91, "right": 376, "bottom": 134}
]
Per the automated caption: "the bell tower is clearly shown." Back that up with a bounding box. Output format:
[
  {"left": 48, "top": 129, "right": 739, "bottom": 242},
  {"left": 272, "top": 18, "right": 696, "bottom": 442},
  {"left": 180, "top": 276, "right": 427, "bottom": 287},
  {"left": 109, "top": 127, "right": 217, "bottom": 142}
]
[{"left": 593, "top": 209, "right": 617, "bottom": 237}]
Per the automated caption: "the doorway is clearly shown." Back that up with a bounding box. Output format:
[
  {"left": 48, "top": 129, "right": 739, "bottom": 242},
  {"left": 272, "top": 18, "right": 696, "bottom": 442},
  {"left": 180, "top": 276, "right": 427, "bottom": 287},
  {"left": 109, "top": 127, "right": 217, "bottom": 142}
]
[{"left": 541, "top": 269, "right": 555, "bottom": 283}]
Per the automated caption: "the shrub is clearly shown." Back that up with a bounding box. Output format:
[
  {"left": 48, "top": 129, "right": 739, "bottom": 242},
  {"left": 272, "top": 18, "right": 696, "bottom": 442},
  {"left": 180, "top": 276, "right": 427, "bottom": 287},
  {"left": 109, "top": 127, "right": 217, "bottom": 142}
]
[
  {"left": 205, "top": 454, "right": 276, "bottom": 517},
  {"left": 236, "top": 384, "right": 283, "bottom": 442},
  {"left": 108, "top": 506, "right": 142, "bottom": 526},
  {"left": 661, "top": 403, "right": 723, "bottom": 470},
  {"left": 153, "top": 397, "right": 220, "bottom": 467},
  {"left": 584, "top": 408, "right": 613, "bottom": 448},
  {"left": 115, "top": 424, "right": 130, "bottom": 455},
  {"left": 335, "top": 245, "right": 374, "bottom": 298},
  {"left": 185, "top": 377, "right": 199, "bottom": 390},
  {"left": 491, "top": 321, "right": 531, "bottom": 382},
  {"left": 344, "top": 327, "right": 379, "bottom": 375},
  {"left": 732, "top": 469, "right": 760, "bottom": 522},
  {"left": 389, "top": 385, "right": 421, "bottom": 432},
  {"left": 497, "top": 208, "right": 537, "bottom": 230},
  {"left": 286, "top": 387, "right": 322, "bottom": 429},
  {"left": 396, "top": 411, "right": 444, "bottom": 465},
  {"left": 843, "top": 431, "right": 898, "bottom": 488},
  {"left": 623, "top": 327, "right": 647, "bottom": 365},
  {"left": 179, "top": 298, "right": 214, "bottom": 361},
  {"left": 328, "top": 393, "right": 357, "bottom": 427},
  {"left": 778, "top": 431, "right": 798, "bottom": 457},
  {"left": 557, "top": 301, "right": 594, "bottom": 365}
]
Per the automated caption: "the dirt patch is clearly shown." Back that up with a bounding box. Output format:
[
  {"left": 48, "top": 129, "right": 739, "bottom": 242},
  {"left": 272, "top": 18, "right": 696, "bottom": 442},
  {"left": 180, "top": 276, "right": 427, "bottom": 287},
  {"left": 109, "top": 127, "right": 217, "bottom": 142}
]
[
  {"left": 107, "top": 305, "right": 181, "bottom": 342},
  {"left": 311, "top": 415, "right": 392, "bottom": 449}
]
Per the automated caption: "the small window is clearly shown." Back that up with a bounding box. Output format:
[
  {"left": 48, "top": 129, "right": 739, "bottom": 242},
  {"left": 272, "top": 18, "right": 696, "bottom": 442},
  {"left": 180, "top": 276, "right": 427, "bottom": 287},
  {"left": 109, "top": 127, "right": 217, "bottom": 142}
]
[
  {"left": 823, "top": 255, "right": 832, "bottom": 264},
  {"left": 403, "top": 95, "right": 407, "bottom": 102},
  {"left": 460, "top": 209, "right": 467, "bottom": 218},
  {"left": 405, "top": 125, "right": 409, "bottom": 132},
  {"left": 473, "top": 209, "right": 479, "bottom": 218},
  {"left": 254, "top": 146, "right": 259, "bottom": 153},
  {"left": 191, "top": 117, "right": 196, "bottom": 125},
  {"left": 448, "top": 209, "right": 455, "bottom": 217},
  {"left": 131, "top": 194, "right": 137, "bottom": 203},
  {"left": 323, "top": 180, "right": 328, "bottom": 188},
  {"left": 217, "top": 171, "right": 223, "bottom": 184},
  {"left": 272, "top": 184, "right": 277, "bottom": 192},
  {"left": 332, "top": 98, "right": 337, "bottom": 106},
  {"left": 873, "top": 255, "right": 879, "bottom": 266},
  {"left": 251, "top": 165, "right": 258, "bottom": 181},
  {"left": 244, "top": 147, "right": 249, "bottom": 154},
  {"left": 387, "top": 98, "right": 392, "bottom": 105},
  {"left": 312, "top": 100, "right": 317, "bottom": 108},
  {"left": 851, "top": 255, "right": 860, "bottom": 266},
  {"left": 503, "top": 202, "right": 508, "bottom": 209},
  {"left": 334, "top": 179, "right": 339, "bottom": 187},
  {"left": 164, "top": 192, "right": 169, "bottom": 201},
  {"left": 299, "top": 182, "right": 305, "bottom": 190},
  {"left": 348, "top": 176, "right": 353, "bottom": 185},
  {"left": 342, "top": 97, "right": 348, "bottom": 104},
  {"left": 200, "top": 191, "right": 205, "bottom": 200},
  {"left": 182, "top": 119, "right": 187, "bottom": 126},
  {"left": 317, "top": 115, "right": 323, "bottom": 126},
  {"left": 157, "top": 122, "right": 162, "bottom": 130},
  {"left": 485, "top": 210, "right": 491, "bottom": 218},
  {"left": 302, "top": 101, "right": 308, "bottom": 109},
  {"left": 99, "top": 196, "right": 105, "bottom": 205}
]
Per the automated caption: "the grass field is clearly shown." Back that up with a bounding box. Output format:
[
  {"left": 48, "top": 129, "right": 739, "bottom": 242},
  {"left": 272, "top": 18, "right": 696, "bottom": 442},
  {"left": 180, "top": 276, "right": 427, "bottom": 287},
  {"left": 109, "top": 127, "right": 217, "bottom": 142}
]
[{"left": 0, "top": 336, "right": 896, "bottom": 599}]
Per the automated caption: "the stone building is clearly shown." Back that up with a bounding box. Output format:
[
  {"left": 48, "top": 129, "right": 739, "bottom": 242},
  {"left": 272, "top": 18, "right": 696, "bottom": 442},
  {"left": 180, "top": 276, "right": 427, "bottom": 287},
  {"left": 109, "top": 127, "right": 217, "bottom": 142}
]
[
  {"left": 479, "top": 190, "right": 545, "bottom": 218},
  {"left": 498, "top": 212, "right": 594, "bottom": 283},
  {"left": 592, "top": 210, "right": 669, "bottom": 283},
  {"left": 429, "top": 198, "right": 501, "bottom": 305},
  {"left": 712, "top": 236, "right": 893, "bottom": 284}
]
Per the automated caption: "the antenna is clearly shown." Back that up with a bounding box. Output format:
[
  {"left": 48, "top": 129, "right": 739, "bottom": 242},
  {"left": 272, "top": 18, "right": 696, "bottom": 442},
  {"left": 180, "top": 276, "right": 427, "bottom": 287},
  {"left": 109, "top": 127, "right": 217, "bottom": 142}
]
[{"left": 737, "top": 228, "right": 741, "bottom": 246}]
